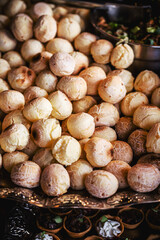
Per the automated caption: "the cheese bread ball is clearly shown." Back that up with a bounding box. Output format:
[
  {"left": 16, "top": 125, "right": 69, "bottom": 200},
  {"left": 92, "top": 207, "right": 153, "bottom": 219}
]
[
  {"left": 57, "top": 75, "right": 87, "bottom": 101},
  {"left": 8, "top": 66, "right": 36, "bottom": 92},
  {"left": 57, "top": 17, "right": 81, "bottom": 42},
  {"left": 24, "top": 86, "right": 48, "bottom": 104},
  {"left": 48, "top": 90, "right": 72, "bottom": 120},
  {"left": 31, "top": 118, "right": 61, "bottom": 148},
  {"left": 0, "top": 77, "right": 10, "bottom": 93},
  {"left": 74, "top": 32, "right": 97, "bottom": 55},
  {"left": 79, "top": 138, "right": 90, "bottom": 159},
  {"left": 115, "top": 117, "right": 137, "bottom": 140},
  {"left": 5, "top": 0, "right": 26, "bottom": 17},
  {"left": 67, "top": 112, "right": 95, "bottom": 139},
  {"left": 84, "top": 137, "right": 113, "bottom": 167},
  {"left": 52, "top": 135, "right": 81, "bottom": 166},
  {"left": 79, "top": 66, "right": 106, "bottom": 95},
  {"left": 66, "top": 159, "right": 93, "bottom": 190},
  {"left": 0, "top": 154, "right": 2, "bottom": 169},
  {"left": 23, "top": 97, "right": 52, "bottom": 122},
  {"left": 151, "top": 87, "right": 160, "bottom": 107},
  {"left": 34, "top": 15, "right": 57, "bottom": 43},
  {"left": 0, "top": 29, "right": 17, "bottom": 52},
  {"left": 11, "top": 13, "right": 33, "bottom": 42},
  {"left": 91, "top": 62, "right": 111, "bottom": 74},
  {"left": 133, "top": 105, "right": 160, "bottom": 130},
  {"left": 36, "top": 70, "right": 58, "bottom": 93},
  {"left": 0, "top": 59, "right": 10, "bottom": 79},
  {"left": 0, "top": 14, "right": 9, "bottom": 29},
  {"left": 29, "top": 51, "right": 52, "bottom": 74},
  {"left": 92, "top": 126, "right": 117, "bottom": 142},
  {"left": 49, "top": 52, "right": 75, "bottom": 77},
  {"left": 21, "top": 39, "right": 44, "bottom": 62},
  {"left": 107, "top": 69, "right": 134, "bottom": 92},
  {"left": 137, "top": 153, "right": 160, "bottom": 170},
  {"left": 121, "top": 92, "right": 149, "bottom": 117},
  {"left": 52, "top": 6, "right": 68, "bottom": 21},
  {"left": 22, "top": 136, "right": 38, "bottom": 157},
  {"left": 90, "top": 39, "right": 113, "bottom": 64},
  {"left": 73, "top": 96, "right": 96, "bottom": 113},
  {"left": 134, "top": 70, "right": 160, "bottom": 96},
  {"left": 110, "top": 43, "right": 134, "bottom": 69},
  {"left": 3, "top": 51, "right": 25, "bottom": 68},
  {"left": 88, "top": 102, "right": 119, "bottom": 127},
  {"left": 104, "top": 160, "right": 131, "bottom": 189},
  {"left": 85, "top": 170, "right": 118, "bottom": 198},
  {"left": 0, "top": 123, "right": 29, "bottom": 152},
  {"left": 112, "top": 141, "right": 133, "bottom": 164},
  {"left": 146, "top": 123, "right": 160, "bottom": 154},
  {"left": 40, "top": 163, "right": 70, "bottom": 196},
  {"left": 127, "top": 163, "right": 160, "bottom": 193},
  {"left": 128, "top": 129, "right": 147, "bottom": 157},
  {"left": 33, "top": 148, "right": 56, "bottom": 169},
  {"left": 3, "top": 151, "right": 29, "bottom": 172},
  {"left": 66, "top": 13, "right": 85, "bottom": 31},
  {"left": 0, "top": 90, "right": 25, "bottom": 113},
  {"left": 11, "top": 161, "right": 41, "bottom": 188},
  {"left": 46, "top": 38, "right": 73, "bottom": 54},
  {"left": 2, "top": 110, "right": 31, "bottom": 131},
  {"left": 30, "top": 2, "right": 53, "bottom": 20},
  {"left": 98, "top": 75, "right": 126, "bottom": 104},
  {"left": 70, "top": 51, "right": 89, "bottom": 75}
]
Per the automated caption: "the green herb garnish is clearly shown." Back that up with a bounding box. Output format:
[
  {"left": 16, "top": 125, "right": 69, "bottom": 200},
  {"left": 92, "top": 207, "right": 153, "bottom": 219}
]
[
  {"left": 147, "top": 27, "right": 156, "bottom": 33},
  {"left": 41, "top": 231, "right": 46, "bottom": 240},
  {"left": 109, "top": 22, "right": 118, "bottom": 29},
  {"left": 101, "top": 215, "right": 108, "bottom": 223},
  {"left": 125, "top": 238, "right": 129, "bottom": 240},
  {"left": 54, "top": 215, "right": 62, "bottom": 224},
  {"left": 131, "top": 26, "right": 140, "bottom": 34},
  {"left": 148, "top": 38, "right": 155, "bottom": 45},
  {"left": 78, "top": 218, "right": 84, "bottom": 223},
  {"left": 152, "top": 208, "right": 158, "bottom": 213}
]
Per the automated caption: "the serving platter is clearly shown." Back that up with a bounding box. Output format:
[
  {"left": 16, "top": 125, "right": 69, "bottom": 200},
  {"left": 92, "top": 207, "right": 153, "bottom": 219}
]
[{"left": 0, "top": 169, "right": 159, "bottom": 209}]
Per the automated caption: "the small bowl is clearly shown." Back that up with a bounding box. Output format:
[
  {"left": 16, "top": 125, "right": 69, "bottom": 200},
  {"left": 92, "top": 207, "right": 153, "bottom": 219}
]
[
  {"left": 118, "top": 207, "right": 144, "bottom": 229},
  {"left": 146, "top": 204, "right": 160, "bottom": 231},
  {"left": 49, "top": 208, "right": 72, "bottom": 216},
  {"left": 95, "top": 214, "right": 124, "bottom": 239},
  {"left": 81, "top": 209, "right": 100, "bottom": 219},
  {"left": 36, "top": 219, "right": 62, "bottom": 234},
  {"left": 63, "top": 215, "right": 92, "bottom": 238},
  {"left": 34, "top": 232, "right": 60, "bottom": 240},
  {"left": 84, "top": 235, "right": 104, "bottom": 240},
  {"left": 90, "top": 3, "right": 160, "bottom": 75}
]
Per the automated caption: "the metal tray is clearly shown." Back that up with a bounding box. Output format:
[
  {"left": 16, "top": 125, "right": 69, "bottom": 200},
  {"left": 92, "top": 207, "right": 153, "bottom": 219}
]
[{"left": 0, "top": 169, "right": 159, "bottom": 209}]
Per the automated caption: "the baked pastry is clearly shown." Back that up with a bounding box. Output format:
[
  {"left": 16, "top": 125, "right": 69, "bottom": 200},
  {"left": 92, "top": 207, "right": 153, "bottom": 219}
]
[
  {"left": 92, "top": 126, "right": 117, "bottom": 142},
  {"left": 133, "top": 105, "right": 160, "bottom": 130},
  {"left": 66, "top": 159, "right": 93, "bottom": 190},
  {"left": 134, "top": 70, "right": 160, "bottom": 96},
  {"left": 84, "top": 137, "right": 113, "bottom": 167},
  {"left": 74, "top": 32, "right": 97, "bottom": 55},
  {"left": 104, "top": 160, "right": 131, "bottom": 189},
  {"left": 67, "top": 112, "right": 95, "bottom": 139},
  {"left": 137, "top": 153, "right": 160, "bottom": 170},
  {"left": 98, "top": 75, "right": 126, "bottom": 104},
  {"left": 121, "top": 92, "right": 149, "bottom": 116},
  {"left": 127, "top": 163, "right": 160, "bottom": 192},
  {"left": 115, "top": 117, "right": 137, "bottom": 140},
  {"left": 11, "top": 160, "right": 41, "bottom": 188},
  {"left": 146, "top": 123, "right": 160, "bottom": 154},
  {"left": 85, "top": 170, "right": 118, "bottom": 198},
  {"left": 52, "top": 135, "right": 81, "bottom": 166},
  {"left": 72, "top": 96, "right": 96, "bottom": 113},
  {"left": 40, "top": 163, "right": 70, "bottom": 196},
  {"left": 46, "top": 38, "right": 73, "bottom": 54},
  {"left": 33, "top": 148, "right": 56, "bottom": 169},
  {"left": 112, "top": 140, "right": 133, "bottom": 164},
  {"left": 79, "top": 66, "right": 106, "bottom": 95},
  {"left": 88, "top": 102, "right": 119, "bottom": 127}
]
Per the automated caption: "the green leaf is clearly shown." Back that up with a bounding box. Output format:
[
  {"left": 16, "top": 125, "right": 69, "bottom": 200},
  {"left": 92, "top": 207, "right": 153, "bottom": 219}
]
[
  {"left": 101, "top": 215, "right": 108, "bottom": 223},
  {"left": 41, "top": 231, "right": 46, "bottom": 240},
  {"left": 54, "top": 215, "right": 62, "bottom": 224},
  {"left": 147, "top": 27, "right": 156, "bottom": 33},
  {"left": 148, "top": 39, "right": 155, "bottom": 45},
  {"left": 125, "top": 238, "right": 129, "bottom": 240},
  {"left": 152, "top": 208, "right": 158, "bottom": 213},
  {"left": 79, "top": 218, "right": 83, "bottom": 223},
  {"left": 131, "top": 26, "right": 140, "bottom": 34},
  {"left": 109, "top": 22, "right": 118, "bottom": 29}
]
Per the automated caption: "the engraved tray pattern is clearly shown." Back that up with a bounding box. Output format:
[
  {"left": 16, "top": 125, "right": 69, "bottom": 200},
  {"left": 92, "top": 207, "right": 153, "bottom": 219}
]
[{"left": 0, "top": 169, "right": 159, "bottom": 209}]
